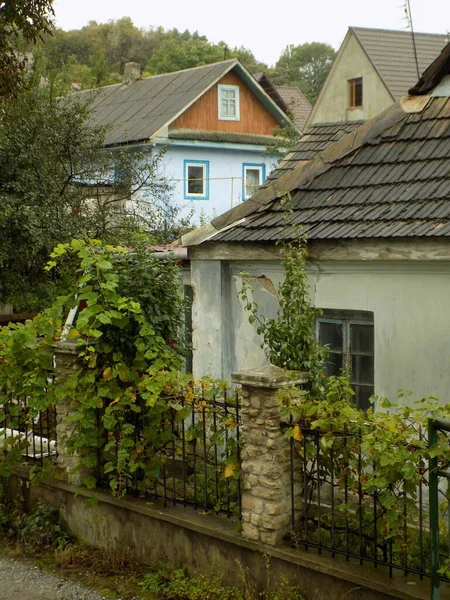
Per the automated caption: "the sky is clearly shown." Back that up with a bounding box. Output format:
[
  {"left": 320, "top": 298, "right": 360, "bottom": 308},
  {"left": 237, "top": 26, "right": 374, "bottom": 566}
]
[{"left": 53, "top": 0, "right": 450, "bottom": 67}]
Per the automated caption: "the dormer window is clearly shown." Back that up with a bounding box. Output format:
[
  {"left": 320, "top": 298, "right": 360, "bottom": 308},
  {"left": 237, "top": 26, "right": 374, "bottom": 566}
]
[
  {"left": 218, "top": 84, "right": 240, "bottom": 121},
  {"left": 348, "top": 77, "right": 363, "bottom": 108}
]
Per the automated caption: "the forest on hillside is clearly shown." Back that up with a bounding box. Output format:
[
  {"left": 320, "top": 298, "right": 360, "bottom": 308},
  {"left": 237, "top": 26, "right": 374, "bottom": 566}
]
[{"left": 38, "top": 17, "right": 336, "bottom": 104}]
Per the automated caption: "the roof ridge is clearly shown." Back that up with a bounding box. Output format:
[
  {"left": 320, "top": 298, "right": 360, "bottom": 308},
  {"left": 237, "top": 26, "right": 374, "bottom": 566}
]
[
  {"left": 144, "top": 58, "right": 238, "bottom": 80},
  {"left": 350, "top": 26, "right": 448, "bottom": 39}
]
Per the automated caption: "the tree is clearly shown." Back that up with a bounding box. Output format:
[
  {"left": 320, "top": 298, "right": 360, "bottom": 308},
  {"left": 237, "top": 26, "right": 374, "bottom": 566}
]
[
  {"left": 271, "top": 42, "right": 336, "bottom": 104},
  {"left": 0, "top": 66, "right": 190, "bottom": 311},
  {"left": 146, "top": 37, "right": 224, "bottom": 74},
  {"left": 0, "top": 0, "right": 54, "bottom": 96}
]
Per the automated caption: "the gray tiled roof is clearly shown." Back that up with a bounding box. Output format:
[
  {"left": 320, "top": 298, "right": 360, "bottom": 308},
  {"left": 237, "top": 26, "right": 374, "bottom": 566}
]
[
  {"left": 78, "top": 61, "right": 237, "bottom": 146},
  {"left": 275, "top": 86, "right": 312, "bottom": 131},
  {"left": 351, "top": 27, "right": 448, "bottom": 100},
  {"left": 208, "top": 94, "right": 450, "bottom": 243},
  {"left": 268, "top": 121, "right": 364, "bottom": 181},
  {"left": 73, "top": 60, "right": 293, "bottom": 147}
]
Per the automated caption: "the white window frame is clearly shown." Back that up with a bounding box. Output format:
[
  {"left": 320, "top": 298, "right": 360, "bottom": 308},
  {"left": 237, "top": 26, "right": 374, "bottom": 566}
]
[
  {"left": 184, "top": 160, "right": 209, "bottom": 200},
  {"left": 242, "top": 164, "right": 265, "bottom": 200},
  {"left": 218, "top": 84, "right": 240, "bottom": 121}
]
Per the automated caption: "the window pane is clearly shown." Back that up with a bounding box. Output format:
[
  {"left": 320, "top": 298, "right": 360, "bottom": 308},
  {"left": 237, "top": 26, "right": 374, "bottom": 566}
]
[
  {"left": 355, "top": 79, "right": 363, "bottom": 106},
  {"left": 351, "top": 355, "right": 374, "bottom": 385},
  {"left": 187, "top": 165, "right": 204, "bottom": 195},
  {"left": 228, "top": 99, "right": 236, "bottom": 116},
  {"left": 221, "top": 99, "right": 229, "bottom": 116},
  {"left": 245, "top": 168, "right": 261, "bottom": 198},
  {"left": 351, "top": 324, "right": 373, "bottom": 353},
  {"left": 324, "top": 352, "right": 343, "bottom": 377},
  {"left": 319, "top": 321, "right": 343, "bottom": 351},
  {"left": 353, "top": 385, "right": 373, "bottom": 411}
]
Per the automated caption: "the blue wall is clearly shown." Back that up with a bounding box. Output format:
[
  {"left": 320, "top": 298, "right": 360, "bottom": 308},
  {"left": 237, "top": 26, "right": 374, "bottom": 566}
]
[{"left": 155, "top": 143, "right": 280, "bottom": 223}]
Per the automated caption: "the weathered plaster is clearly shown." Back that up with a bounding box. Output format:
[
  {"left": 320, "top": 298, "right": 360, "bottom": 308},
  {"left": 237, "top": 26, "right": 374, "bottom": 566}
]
[
  {"left": 192, "top": 256, "right": 450, "bottom": 403},
  {"left": 310, "top": 31, "right": 394, "bottom": 124}
]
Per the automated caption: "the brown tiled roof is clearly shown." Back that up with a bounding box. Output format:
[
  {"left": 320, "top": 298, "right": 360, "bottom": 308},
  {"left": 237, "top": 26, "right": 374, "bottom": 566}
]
[
  {"left": 275, "top": 86, "right": 312, "bottom": 131},
  {"left": 168, "top": 128, "right": 282, "bottom": 146},
  {"left": 207, "top": 93, "right": 450, "bottom": 243},
  {"left": 351, "top": 27, "right": 448, "bottom": 100},
  {"left": 268, "top": 121, "right": 364, "bottom": 181}
]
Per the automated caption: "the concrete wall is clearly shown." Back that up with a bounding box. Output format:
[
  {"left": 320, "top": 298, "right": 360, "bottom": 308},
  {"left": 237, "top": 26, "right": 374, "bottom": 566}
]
[
  {"left": 191, "top": 257, "right": 450, "bottom": 403},
  {"left": 155, "top": 143, "right": 279, "bottom": 223},
  {"left": 311, "top": 33, "right": 394, "bottom": 124},
  {"left": 10, "top": 472, "right": 433, "bottom": 600}
]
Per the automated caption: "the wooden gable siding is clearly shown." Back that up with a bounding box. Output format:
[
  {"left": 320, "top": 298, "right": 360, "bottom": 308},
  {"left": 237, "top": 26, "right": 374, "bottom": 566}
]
[{"left": 170, "top": 72, "right": 279, "bottom": 134}]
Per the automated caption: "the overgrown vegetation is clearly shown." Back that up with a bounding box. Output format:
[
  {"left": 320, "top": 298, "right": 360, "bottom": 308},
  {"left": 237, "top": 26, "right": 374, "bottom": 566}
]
[
  {"left": 238, "top": 229, "right": 326, "bottom": 398},
  {"left": 142, "top": 564, "right": 306, "bottom": 600},
  {"left": 0, "top": 64, "right": 191, "bottom": 312},
  {"left": 0, "top": 239, "right": 239, "bottom": 509}
]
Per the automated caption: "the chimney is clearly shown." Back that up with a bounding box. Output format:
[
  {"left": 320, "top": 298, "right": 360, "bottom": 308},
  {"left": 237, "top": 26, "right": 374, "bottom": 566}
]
[{"left": 123, "top": 62, "right": 141, "bottom": 83}]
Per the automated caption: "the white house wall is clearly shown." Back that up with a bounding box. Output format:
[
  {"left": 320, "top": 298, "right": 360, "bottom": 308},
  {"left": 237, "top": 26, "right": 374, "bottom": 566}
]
[
  {"left": 154, "top": 144, "right": 279, "bottom": 224},
  {"left": 191, "top": 258, "right": 450, "bottom": 404}
]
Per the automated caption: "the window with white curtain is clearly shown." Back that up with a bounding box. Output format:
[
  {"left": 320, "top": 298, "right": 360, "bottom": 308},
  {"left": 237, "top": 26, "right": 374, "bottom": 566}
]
[
  {"left": 243, "top": 164, "right": 265, "bottom": 200},
  {"left": 218, "top": 84, "right": 240, "bottom": 121}
]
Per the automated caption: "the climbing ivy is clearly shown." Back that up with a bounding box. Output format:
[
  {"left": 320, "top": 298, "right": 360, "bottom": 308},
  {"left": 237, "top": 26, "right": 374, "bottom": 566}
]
[
  {"left": 238, "top": 224, "right": 327, "bottom": 398},
  {"left": 0, "top": 240, "right": 239, "bottom": 505}
]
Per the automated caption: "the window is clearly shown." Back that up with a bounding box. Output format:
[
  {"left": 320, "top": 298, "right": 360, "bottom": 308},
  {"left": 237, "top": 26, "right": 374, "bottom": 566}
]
[
  {"left": 242, "top": 164, "right": 265, "bottom": 200},
  {"left": 184, "top": 160, "right": 209, "bottom": 200},
  {"left": 317, "top": 309, "right": 374, "bottom": 410},
  {"left": 348, "top": 77, "right": 363, "bottom": 108},
  {"left": 218, "top": 84, "right": 240, "bottom": 121}
]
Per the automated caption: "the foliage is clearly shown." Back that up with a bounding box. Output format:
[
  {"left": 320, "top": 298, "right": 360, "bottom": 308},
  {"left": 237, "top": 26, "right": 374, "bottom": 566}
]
[
  {"left": 270, "top": 42, "right": 336, "bottom": 104},
  {"left": 0, "top": 495, "right": 72, "bottom": 552},
  {"left": 0, "top": 239, "right": 239, "bottom": 508},
  {"left": 146, "top": 35, "right": 266, "bottom": 76},
  {"left": 41, "top": 21, "right": 267, "bottom": 89},
  {"left": 238, "top": 223, "right": 326, "bottom": 398},
  {"left": 141, "top": 564, "right": 306, "bottom": 600},
  {"left": 279, "top": 384, "right": 450, "bottom": 577},
  {"left": 0, "top": 64, "right": 190, "bottom": 311},
  {"left": 0, "top": 0, "right": 54, "bottom": 96}
]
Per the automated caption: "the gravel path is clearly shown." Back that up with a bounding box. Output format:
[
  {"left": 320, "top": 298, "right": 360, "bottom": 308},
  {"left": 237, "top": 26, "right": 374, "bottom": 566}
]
[{"left": 0, "top": 556, "right": 112, "bottom": 600}]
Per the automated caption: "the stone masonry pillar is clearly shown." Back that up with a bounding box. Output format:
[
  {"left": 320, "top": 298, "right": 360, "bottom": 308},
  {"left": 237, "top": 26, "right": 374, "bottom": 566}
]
[
  {"left": 232, "top": 365, "right": 308, "bottom": 546},
  {"left": 53, "top": 340, "right": 89, "bottom": 485}
]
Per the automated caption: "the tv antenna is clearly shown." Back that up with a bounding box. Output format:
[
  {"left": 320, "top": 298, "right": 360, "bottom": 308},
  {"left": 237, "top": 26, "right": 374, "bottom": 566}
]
[{"left": 403, "top": 0, "right": 420, "bottom": 80}]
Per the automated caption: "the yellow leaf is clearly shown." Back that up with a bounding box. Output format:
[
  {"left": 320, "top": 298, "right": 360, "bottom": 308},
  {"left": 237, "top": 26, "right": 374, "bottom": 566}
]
[
  {"left": 68, "top": 328, "right": 80, "bottom": 339},
  {"left": 224, "top": 464, "right": 235, "bottom": 478},
  {"left": 224, "top": 417, "right": 236, "bottom": 430},
  {"left": 293, "top": 425, "right": 303, "bottom": 442},
  {"left": 103, "top": 367, "right": 113, "bottom": 380}
]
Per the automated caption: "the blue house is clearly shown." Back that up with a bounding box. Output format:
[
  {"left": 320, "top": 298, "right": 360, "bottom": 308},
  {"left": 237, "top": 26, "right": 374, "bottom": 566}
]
[{"left": 79, "top": 59, "right": 298, "bottom": 223}]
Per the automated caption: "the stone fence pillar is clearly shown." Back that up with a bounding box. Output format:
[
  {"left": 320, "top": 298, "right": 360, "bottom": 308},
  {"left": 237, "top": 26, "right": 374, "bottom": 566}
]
[
  {"left": 53, "top": 340, "right": 90, "bottom": 486},
  {"left": 232, "top": 365, "right": 308, "bottom": 546}
]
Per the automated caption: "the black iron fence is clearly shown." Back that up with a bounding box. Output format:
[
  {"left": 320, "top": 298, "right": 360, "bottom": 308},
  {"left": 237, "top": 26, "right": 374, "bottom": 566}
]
[
  {"left": 96, "top": 391, "right": 241, "bottom": 518},
  {"left": 0, "top": 395, "right": 57, "bottom": 464},
  {"left": 288, "top": 422, "right": 447, "bottom": 582}
]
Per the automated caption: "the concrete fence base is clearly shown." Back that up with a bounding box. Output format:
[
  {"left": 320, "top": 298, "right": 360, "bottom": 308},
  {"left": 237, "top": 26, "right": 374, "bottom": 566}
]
[{"left": 8, "top": 467, "right": 442, "bottom": 600}]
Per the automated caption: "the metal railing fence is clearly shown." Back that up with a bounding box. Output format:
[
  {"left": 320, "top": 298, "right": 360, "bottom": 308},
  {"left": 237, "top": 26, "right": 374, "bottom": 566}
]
[
  {"left": 288, "top": 421, "right": 448, "bottom": 585},
  {"left": 96, "top": 391, "right": 241, "bottom": 518}
]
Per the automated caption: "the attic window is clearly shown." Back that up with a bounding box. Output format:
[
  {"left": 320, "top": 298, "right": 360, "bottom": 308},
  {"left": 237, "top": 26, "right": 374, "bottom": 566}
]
[
  {"left": 218, "top": 84, "right": 240, "bottom": 121},
  {"left": 348, "top": 77, "right": 363, "bottom": 109}
]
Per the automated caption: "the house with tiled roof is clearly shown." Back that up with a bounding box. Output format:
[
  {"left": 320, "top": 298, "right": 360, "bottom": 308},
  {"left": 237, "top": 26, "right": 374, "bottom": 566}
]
[
  {"left": 253, "top": 73, "right": 312, "bottom": 132},
  {"left": 182, "top": 40, "right": 450, "bottom": 408},
  {"left": 74, "top": 59, "right": 296, "bottom": 223},
  {"left": 271, "top": 27, "right": 449, "bottom": 174}
]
